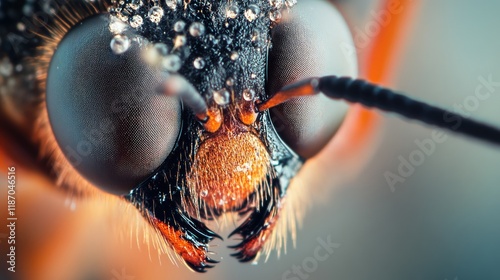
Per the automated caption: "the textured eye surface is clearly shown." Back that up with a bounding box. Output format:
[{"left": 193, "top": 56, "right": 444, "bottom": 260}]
[
  {"left": 46, "top": 14, "right": 181, "bottom": 194},
  {"left": 267, "top": 0, "right": 356, "bottom": 159}
]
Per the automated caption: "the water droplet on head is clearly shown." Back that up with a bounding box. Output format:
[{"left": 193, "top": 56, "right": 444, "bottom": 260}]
[
  {"left": 161, "top": 54, "right": 182, "bottom": 72},
  {"left": 244, "top": 5, "right": 260, "bottom": 22},
  {"left": 218, "top": 198, "right": 227, "bottom": 206},
  {"left": 189, "top": 22, "right": 205, "bottom": 37},
  {"left": 145, "top": 43, "right": 170, "bottom": 66},
  {"left": 148, "top": 6, "right": 164, "bottom": 23},
  {"left": 110, "top": 34, "right": 131, "bottom": 55},
  {"left": 173, "top": 20, "right": 186, "bottom": 32},
  {"left": 208, "top": 34, "right": 219, "bottom": 45},
  {"left": 270, "top": 10, "right": 282, "bottom": 22},
  {"left": 226, "top": 4, "right": 239, "bottom": 19},
  {"left": 251, "top": 30, "right": 265, "bottom": 48},
  {"left": 286, "top": 0, "right": 297, "bottom": 7},
  {"left": 200, "top": 189, "right": 208, "bottom": 197},
  {"left": 226, "top": 77, "right": 235, "bottom": 87},
  {"left": 22, "top": 4, "right": 34, "bottom": 17},
  {"left": 214, "top": 88, "right": 230, "bottom": 106},
  {"left": 230, "top": 51, "right": 239, "bottom": 61},
  {"left": 127, "top": 0, "right": 142, "bottom": 10},
  {"left": 17, "top": 22, "right": 26, "bottom": 32},
  {"left": 243, "top": 89, "right": 256, "bottom": 101},
  {"left": 154, "top": 43, "right": 170, "bottom": 56},
  {"left": 129, "top": 15, "right": 143, "bottom": 28},
  {"left": 251, "top": 30, "right": 260, "bottom": 42},
  {"left": 174, "top": 35, "right": 187, "bottom": 48},
  {"left": 109, "top": 16, "right": 128, "bottom": 34},
  {"left": 269, "top": 0, "right": 284, "bottom": 9},
  {"left": 165, "top": 0, "right": 178, "bottom": 10},
  {"left": 193, "top": 57, "right": 206, "bottom": 69}
]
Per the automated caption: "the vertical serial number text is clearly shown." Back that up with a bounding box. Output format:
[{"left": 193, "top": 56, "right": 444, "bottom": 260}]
[{"left": 6, "top": 166, "right": 16, "bottom": 273}]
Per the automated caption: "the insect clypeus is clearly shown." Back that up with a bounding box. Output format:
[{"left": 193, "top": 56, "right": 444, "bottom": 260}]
[{"left": 0, "top": 0, "right": 499, "bottom": 275}]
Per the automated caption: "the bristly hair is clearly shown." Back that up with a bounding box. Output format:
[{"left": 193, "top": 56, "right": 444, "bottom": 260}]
[{"left": 32, "top": 0, "right": 111, "bottom": 197}]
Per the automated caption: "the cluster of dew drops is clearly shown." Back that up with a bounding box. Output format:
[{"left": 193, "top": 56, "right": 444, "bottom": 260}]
[{"left": 108, "top": 0, "right": 297, "bottom": 106}]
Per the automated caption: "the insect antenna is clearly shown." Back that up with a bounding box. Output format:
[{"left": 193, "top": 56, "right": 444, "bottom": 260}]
[
  {"left": 160, "top": 74, "right": 223, "bottom": 132},
  {"left": 160, "top": 75, "right": 208, "bottom": 121},
  {"left": 259, "top": 76, "right": 500, "bottom": 146}
]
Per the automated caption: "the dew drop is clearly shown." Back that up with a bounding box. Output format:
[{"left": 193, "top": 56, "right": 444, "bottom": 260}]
[
  {"left": 226, "top": 77, "right": 235, "bottom": 87},
  {"left": 165, "top": 0, "right": 178, "bottom": 10},
  {"left": 251, "top": 30, "right": 260, "bottom": 42},
  {"left": 162, "top": 54, "right": 182, "bottom": 72},
  {"left": 127, "top": 0, "right": 142, "bottom": 10},
  {"left": 193, "top": 57, "right": 206, "bottom": 69},
  {"left": 110, "top": 34, "right": 130, "bottom": 55},
  {"left": 214, "top": 89, "right": 230, "bottom": 106},
  {"left": 148, "top": 6, "right": 164, "bottom": 23},
  {"left": 200, "top": 189, "right": 208, "bottom": 197},
  {"left": 286, "top": 0, "right": 297, "bottom": 7},
  {"left": 22, "top": 4, "right": 33, "bottom": 17},
  {"left": 226, "top": 4, "right": 239, "bottom": 19},
  {"left": 250, "top": 73, "right": 257, "bottom": 79},
  {"left": 0, "top": 58, "right": 13, "bottom": 77},
  {"left": 269, "top": 10, "right": 282, "bottom": 22},
  {"left": 189, "top": 22, "right": 205, "bottom": 37},
  {"left": 109, "top": 16, "right": 128, "bottom": 34},
  {"left": 129, "top": 15, "right": 143, "bottom": 28},
  {"left": 230, "top": 51, "right": 239, "bottom": 61},
  {"left": 208, "top": 34, "right": 219, "bottom": 45},
  {"left": 251, "top": 30, "right": 265, "bottom": 47},
  {"left": 243, "top": 89, "right": 256, "bottom": 101},
  {"left": 269, "top": 0, "right": 284, "bottom": 9},
  {"left": 17, "top": 22, "right": 25, "bottom": 32},
  {"left": 154, "top": 43, "right": 170, "bottom": 56},
  {"left": 173, "top": 20, "right": 186, "bottom": 32},
  {"left": 173, "top": 35, "right": 186, "bottom": 48},
  {"left": 244, "top": 5, "right": 260, "bottom": 22},
  {"left": 116, "top": 13, "right": 129, "bottom": 22}
]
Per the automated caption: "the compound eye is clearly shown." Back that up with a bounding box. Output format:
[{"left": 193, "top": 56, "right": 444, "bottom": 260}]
[
  {"left": 46, "top": 14, "right": 182, "bottom": 195},
  {"left": 266, "top": 1, "right": 356, "bottom": 159}
]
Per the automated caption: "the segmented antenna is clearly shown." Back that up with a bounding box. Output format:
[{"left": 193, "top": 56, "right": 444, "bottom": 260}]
[{"left": 259, "top": 76, "right": 500, "bottom": 146}]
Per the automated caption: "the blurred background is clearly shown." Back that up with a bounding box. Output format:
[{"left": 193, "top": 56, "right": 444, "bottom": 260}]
[{"left": 1, "top": 0, "right": 500, "bottom": 279}]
